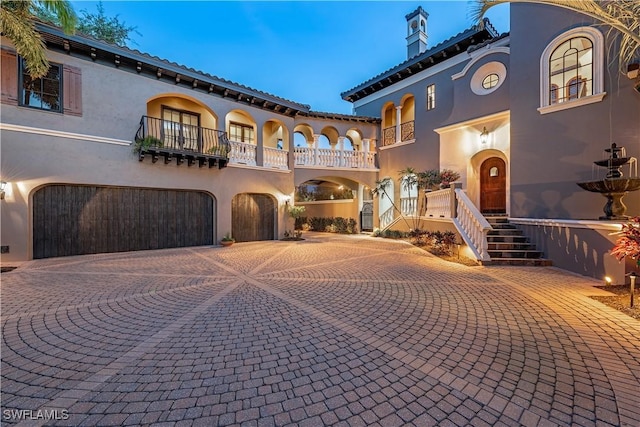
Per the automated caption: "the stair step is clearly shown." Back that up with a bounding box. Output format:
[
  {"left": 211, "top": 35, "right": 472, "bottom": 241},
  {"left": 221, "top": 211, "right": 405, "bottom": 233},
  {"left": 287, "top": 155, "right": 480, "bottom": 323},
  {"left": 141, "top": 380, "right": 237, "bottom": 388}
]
[
  {"left": 490, "top": 224, "right": 518, "bottom": 230},
  {"left": 488, "top": 229, "right": 523, "bottom": 236},
  {"left": 488, "top": 242, "right": 534, "bottom": 250},
  {"left": 488, "top": 250, "right": 543, "bottom": 259},
  {"left": 486, "top": 217, "right": 509, "bottom": 224},
  {"left": 483, "top": 258, "right": 553, "bottom": 266},
  {"left": 487, "top": 235, "right": 529, "bottom": 243}
]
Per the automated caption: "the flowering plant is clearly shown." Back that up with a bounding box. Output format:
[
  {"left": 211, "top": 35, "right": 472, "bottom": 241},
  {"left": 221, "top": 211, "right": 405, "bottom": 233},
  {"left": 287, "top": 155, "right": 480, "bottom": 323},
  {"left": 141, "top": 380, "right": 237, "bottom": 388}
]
[
  {"left": 439, "top": 169, "right": 461, "bottom": 186},
  {"left": 610, "top": 216, "right": 640, "bottom": 267}
]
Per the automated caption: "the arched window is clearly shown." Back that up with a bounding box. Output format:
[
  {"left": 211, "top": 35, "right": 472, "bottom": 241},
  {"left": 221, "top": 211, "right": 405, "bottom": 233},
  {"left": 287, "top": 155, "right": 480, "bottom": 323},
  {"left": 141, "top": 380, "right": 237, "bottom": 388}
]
[
  {"left": 550, "top": 37, "right": 592, "bottom": 103},
  {"left": 539, "top": 27, "right": 605, "bottom": 114}
]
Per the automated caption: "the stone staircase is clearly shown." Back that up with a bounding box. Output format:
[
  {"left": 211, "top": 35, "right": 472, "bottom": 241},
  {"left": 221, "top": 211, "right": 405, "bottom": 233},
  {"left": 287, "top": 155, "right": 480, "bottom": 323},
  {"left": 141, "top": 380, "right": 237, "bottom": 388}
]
[{"left": 485, "top": 216, "right": 552, "bottom": 266}]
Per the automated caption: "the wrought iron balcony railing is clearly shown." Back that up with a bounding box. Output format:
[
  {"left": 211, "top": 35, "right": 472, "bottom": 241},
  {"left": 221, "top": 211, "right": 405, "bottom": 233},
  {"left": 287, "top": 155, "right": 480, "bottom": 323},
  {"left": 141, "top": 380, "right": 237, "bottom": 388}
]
[{"left": 134, "top": 116, "right": 230, "bottom": 169}]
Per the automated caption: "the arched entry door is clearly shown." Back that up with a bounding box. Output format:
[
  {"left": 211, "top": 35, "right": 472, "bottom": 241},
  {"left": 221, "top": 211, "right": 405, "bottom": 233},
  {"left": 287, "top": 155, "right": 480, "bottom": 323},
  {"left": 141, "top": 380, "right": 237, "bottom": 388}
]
[
  {"left": 480, "top": 157, "right": 506, "bottom": 214},
  {"left": 232, "top": 193, "right": 275, "bottom": 242}
]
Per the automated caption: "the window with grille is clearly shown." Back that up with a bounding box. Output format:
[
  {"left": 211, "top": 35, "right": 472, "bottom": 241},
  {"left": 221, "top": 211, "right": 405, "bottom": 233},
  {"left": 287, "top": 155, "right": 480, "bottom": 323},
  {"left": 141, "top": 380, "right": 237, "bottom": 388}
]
[
  {"left": 19, "top": 58, "right": 62, "bottom": 112},
  {"left": 549, "top": 37, "right": 592, "bottom": 104},
  {"left": 426, "top": 84, "right": 435, "bottom": 111}
]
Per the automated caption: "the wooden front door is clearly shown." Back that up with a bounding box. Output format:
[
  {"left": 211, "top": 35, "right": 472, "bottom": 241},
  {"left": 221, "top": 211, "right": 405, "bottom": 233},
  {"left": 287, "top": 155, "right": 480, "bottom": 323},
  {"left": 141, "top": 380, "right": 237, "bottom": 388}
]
[
  {"left": 480, "top": 157, "right": 506, "bottom": 214},
  {"left": 232, "top": 193, "right": 275, "bottom": 242}
]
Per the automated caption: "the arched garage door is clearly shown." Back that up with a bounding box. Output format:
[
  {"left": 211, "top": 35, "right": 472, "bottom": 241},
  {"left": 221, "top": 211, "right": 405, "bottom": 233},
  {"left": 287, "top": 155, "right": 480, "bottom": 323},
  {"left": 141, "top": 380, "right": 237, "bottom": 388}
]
[
  {"left": 232, "top": 193, "right": 275, "bottom": 242},
  {"left": 33, "top": 185, "right": 215, "bottom": 259}
]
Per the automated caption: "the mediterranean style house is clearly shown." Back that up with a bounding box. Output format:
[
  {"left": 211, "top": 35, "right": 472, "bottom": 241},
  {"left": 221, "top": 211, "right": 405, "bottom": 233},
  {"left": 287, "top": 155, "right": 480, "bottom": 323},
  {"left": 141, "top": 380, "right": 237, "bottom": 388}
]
[{"left": 1, "top": 4, "right": 639, "bottom": 283}]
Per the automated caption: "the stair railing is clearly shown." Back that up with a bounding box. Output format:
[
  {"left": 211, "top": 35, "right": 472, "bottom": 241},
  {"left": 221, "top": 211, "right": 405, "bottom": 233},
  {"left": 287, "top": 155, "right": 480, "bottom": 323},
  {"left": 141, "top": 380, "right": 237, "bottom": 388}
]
[
  {"left": 379, "top": 206, "right": 394, "bottom": 229},
  {"left": 453, "top": 188, "right": 492, "bottom": 262}
]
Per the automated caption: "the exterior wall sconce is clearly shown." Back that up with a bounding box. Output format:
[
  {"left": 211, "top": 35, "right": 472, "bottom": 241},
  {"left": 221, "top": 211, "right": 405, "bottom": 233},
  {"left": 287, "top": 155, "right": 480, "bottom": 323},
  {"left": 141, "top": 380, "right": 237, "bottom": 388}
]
[
  {"left": 480, "top": 126, "right": 489, "bottom": 144},
  {"left": 283, "top": 196, "right": 291, "bottom": 206},
  {"left": 0, "top": 181, "right": 6, "bottom": 200}
]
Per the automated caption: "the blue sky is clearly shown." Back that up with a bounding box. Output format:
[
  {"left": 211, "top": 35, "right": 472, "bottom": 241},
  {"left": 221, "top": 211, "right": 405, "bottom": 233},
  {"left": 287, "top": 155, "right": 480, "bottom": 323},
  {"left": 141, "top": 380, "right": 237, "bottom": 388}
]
[{"left": 71, "top": 1, "right": 510, "bottom": 114}]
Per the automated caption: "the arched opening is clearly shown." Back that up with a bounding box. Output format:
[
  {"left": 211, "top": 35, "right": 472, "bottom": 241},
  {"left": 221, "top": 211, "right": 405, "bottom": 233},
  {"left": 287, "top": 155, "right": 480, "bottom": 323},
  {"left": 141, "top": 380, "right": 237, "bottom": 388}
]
[
  {"left": 469, "top": 149, "right": 509, "bottom": 214},
  {"left": 377, "top": 177, "right": 395, "bottom": 228},
  {"left": 147, "top": 93, "right": 218, "bottom": 130},
  {"left": 480, "top": 157, "right": 507, "bottom": 214},
  {"left": 381, "top": 102, "right": 396, "bottom": 146},
  {"left": 400, "top": 94, "right": 415, "bottom": 142},
  {"left": 262, "top": 119, "right": 289, "bottom": 149},
  {"left": 262, "top": 120, "right": 289, "bottom": 169},
  {"left": 320, "top": 126, "right": 339, "bottom": 148},
  {"left": 231, "top": 193, "right": 276, "bottom": 242},
  {"left": 346, "top": 128, "right": 363, "bottom": 151},
  {"left": 226, "top": 109, "right": 257, "bottom": 165},
  {"left": 145, "top": 94, "right": 220, "bottom": 151},
  {"left": 317, "top": 135, "right": 332, "bottom": 149}
]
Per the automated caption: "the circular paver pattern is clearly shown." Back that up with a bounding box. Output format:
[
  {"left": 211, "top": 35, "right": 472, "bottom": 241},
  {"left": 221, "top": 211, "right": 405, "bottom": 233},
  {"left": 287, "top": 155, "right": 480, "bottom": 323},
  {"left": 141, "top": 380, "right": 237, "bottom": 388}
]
[{"left": 1, "top": 233, "right": 639, "bottom": 426}]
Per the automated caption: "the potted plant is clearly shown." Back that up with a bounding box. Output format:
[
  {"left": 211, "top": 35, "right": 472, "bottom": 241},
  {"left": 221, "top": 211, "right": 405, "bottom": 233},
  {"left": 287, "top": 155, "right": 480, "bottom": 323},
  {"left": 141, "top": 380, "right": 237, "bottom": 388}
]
[
  {"left": 133, "top": 135, "right": 162, "bottom": 153},
  {"left": 220, "top": 232, "right": 235, "bottom": 247},
  {"left": 287, "top": 205, "right": 306, "bottom": 239},
  {"left": 438, "top": 169, "right": 461, "bottom": 188}
]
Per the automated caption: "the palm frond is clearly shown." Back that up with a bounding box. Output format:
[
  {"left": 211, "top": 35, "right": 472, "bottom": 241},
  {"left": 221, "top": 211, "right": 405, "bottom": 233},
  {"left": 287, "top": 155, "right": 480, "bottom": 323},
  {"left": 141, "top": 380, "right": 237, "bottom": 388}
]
[
  {"left": 36, "top": 0, "right": 77, "bottom": 33},
  {"left": 472, "top": 0, "right": 640, "bottom": 73},
  {"left": 0, "top": 5, "right": 49, "bottom": 78}
]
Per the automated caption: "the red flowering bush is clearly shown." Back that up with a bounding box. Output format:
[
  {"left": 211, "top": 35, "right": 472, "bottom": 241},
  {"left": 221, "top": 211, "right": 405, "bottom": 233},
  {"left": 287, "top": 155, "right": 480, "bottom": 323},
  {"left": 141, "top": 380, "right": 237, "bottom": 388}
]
[
  {"left": 611, "top": 216, "right": 640, "bottom": 267},
  {"left": 439, "top": 169, "right": 461, "bottom": 186}
]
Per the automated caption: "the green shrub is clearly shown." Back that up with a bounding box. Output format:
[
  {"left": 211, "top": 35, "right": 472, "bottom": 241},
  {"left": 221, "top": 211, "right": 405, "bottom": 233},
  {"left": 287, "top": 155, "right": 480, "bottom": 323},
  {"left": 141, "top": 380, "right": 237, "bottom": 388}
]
[{"left": 302, "top": 216, "right": 358, "bottom": 234}]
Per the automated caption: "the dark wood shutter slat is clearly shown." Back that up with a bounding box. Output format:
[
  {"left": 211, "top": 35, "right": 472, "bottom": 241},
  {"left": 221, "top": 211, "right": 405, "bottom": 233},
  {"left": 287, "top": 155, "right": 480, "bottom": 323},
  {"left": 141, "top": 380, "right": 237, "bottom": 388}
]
[
  {"left": 1, "top": 49, "right": 18, "bottom": 105},
  {"left": 63, "top": 64, "right": 82, "bottom": 116}
]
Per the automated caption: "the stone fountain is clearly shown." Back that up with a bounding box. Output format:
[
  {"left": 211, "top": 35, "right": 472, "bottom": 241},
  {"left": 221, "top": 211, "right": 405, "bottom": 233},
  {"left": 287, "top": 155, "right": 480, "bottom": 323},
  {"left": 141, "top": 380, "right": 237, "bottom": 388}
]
[{"left": 578, "top": 143, "right": 640, "bottom": 220}]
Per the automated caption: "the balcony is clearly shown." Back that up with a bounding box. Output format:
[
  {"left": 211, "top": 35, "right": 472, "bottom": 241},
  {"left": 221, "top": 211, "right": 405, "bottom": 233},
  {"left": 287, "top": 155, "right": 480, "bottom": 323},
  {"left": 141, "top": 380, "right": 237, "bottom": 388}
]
[
  {"left": 135, "top": 116, "right": 230, "bottom": 169},
  {"left": 382, "top": 120, "right": 415, "bottom": 147},
  {"left": 294, "top": 147, "right": 376, "bottom": 169}
]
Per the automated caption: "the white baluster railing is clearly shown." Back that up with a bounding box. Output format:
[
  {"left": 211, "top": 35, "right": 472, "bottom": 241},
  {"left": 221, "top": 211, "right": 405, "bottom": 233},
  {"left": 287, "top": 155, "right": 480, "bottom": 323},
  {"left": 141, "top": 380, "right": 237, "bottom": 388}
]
[
  {"left": 364, "top": 152, "right": 376, "bottom": 169},
  {"left": 400, "top": 197, "right": 418, "bottom": 216},
  {"left": 228, "top": 140, "right": 257, "bottom": 166},
  {"left": 380, "top": 207, "right": 394, "bottom": 229},
  {"left": 263, "top": 147, "right": 288, "bottom": 169},
  {"left": 425, "top": 188, "right": 452, "bottom": 218},
  {"left": 453, "top": 189, "right": 492, "bottom": 262},
  {"left": 342, "top": 150, "right": 358, "bottom": 168},
  {"left": 293, "top": 147, "right": 376, "bottom": 169},
  {"left": 294, "top": 147, "right": 312, "bottom": 165}
]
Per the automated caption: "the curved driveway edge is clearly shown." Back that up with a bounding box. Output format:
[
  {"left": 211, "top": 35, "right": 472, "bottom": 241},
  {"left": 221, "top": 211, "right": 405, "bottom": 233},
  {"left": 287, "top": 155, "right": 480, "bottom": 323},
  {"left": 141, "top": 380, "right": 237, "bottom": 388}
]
[{"left": 2, "top": 233, "right": 639, "bottom": 426}]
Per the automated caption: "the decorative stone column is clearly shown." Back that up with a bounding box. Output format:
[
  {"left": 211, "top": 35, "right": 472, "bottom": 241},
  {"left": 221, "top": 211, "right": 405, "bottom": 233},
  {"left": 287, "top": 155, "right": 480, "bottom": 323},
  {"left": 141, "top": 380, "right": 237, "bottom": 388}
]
[
  {"left": 313, "top": 134, "right": 320, "bottom": 166},
  {"left": 395, "top": 106, "right": 402, "bottom": 144},
  {"left": 337, "top": 136, "right": 346, "bottom": 167}
]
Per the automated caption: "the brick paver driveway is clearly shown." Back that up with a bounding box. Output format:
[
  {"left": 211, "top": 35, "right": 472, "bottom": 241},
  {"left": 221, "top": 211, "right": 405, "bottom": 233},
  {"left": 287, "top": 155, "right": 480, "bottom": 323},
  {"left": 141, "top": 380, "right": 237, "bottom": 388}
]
[{"left": 2, "top": 233, "right": 639, "bottom": 426}]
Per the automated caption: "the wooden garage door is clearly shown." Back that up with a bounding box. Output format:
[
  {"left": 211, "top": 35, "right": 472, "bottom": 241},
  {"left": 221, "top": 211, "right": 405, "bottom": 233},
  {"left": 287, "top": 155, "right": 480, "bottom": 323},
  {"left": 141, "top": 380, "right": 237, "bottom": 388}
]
[
  {"left": 33, "top": 185, "right": 214, "bottom": 259},
  {"left": 232, "top": 193, "right": 275, "bottom": 242}
]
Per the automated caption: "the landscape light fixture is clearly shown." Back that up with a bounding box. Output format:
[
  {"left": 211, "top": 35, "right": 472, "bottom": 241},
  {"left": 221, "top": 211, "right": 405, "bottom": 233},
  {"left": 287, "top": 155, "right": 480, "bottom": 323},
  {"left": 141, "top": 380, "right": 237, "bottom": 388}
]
[
  {"left": 480, "top": 127, "right": 489, "bottom": 144},
  {"left": 604, "top": 276, "right": 612, "bottom": 286},
  {"left": 0, "top": 181, "right": 6, "bottom": 200}
]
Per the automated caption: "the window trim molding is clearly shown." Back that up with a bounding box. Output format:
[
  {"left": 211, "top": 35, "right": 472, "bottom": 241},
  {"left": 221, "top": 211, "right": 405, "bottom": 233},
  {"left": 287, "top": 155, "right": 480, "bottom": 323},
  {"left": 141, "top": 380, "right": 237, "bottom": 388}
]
[{"left": 539, "top": 26, "right": 605, "bottom": 113}]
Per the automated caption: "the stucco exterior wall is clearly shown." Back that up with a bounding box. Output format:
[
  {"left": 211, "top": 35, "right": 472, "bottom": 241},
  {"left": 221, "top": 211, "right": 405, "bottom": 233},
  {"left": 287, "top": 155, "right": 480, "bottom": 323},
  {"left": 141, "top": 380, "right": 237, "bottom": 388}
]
[
  {"left": 512, "top": 219, "right": 629, "bottom": 284},
  {"left": 508, "top": 4, "right": 640, "bottom": 220},
  {"left": 0, "top": 129, "right": 294, "bottom": 262}
]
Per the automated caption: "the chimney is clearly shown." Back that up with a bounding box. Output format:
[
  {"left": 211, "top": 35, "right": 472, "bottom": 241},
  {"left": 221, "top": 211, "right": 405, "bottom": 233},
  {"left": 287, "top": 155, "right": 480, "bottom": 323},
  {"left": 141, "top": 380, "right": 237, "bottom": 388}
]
[{"left": 406, "top": 6, "right": 428, "bottom": 59}]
